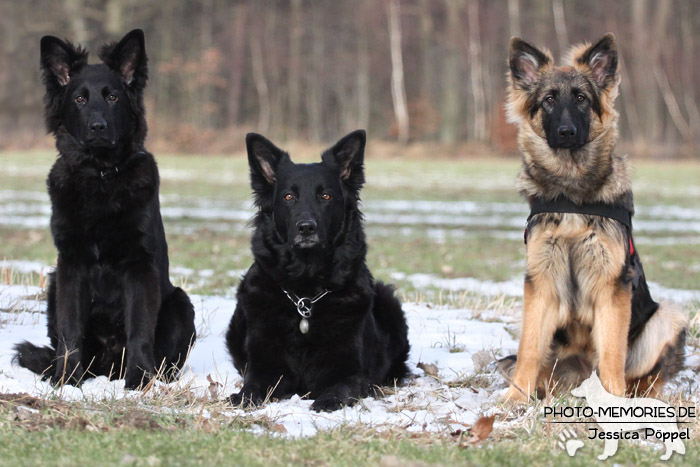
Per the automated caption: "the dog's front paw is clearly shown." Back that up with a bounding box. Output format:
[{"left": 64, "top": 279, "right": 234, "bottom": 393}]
[
  {"left": 51, "top": 362, "right": 84, "bottom": 387},
  {"left": 124, "top": 368, "right": 154, "bottom": 390},
  {"left": 227, "top": 390, "right": 265, "bottom": 408},
  {"left": 501, "top": 385, "right": 530, "bottom": 403},
  {"left": 311, "top": 393, "right": 354, "bottom": 412}
]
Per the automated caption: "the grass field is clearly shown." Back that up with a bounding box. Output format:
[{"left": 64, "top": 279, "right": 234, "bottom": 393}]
[{"left": 1, "top": 149, "right": 699, "bottom": 465}]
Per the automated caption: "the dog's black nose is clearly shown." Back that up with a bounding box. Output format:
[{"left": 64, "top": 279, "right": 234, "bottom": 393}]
[
  {"left": 296, "top": 220, "right": 317, "bottom": 236},
  {"left": 90, "top": 119, "right": 107, "bottom": 133},
  {"left": 558, "top": 125, "right": 577, "bottom": 140}
]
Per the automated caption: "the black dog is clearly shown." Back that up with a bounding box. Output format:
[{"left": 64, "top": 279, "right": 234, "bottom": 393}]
[
  {"left": 14, "top": 29, "right": 196, "bottom": 389},
  {"left": 226, "top": 130, "right": 410, "bottom": 412}
]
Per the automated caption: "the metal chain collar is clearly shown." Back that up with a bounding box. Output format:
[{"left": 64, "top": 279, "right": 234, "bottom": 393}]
[{"left": 281, "top": 287, "right": 332, "bottom": 318}]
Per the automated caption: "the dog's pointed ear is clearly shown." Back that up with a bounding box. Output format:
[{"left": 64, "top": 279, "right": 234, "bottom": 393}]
[
  {"left": 509, "top": 37, "right": 552, "bottom": 89},
  {"left": 100, "top": 29, "right": 147, "bottom": 87},
  {"left": 40, "top": 35, "right": 88, "bottom": 87},
  {"left": 247, "top": 133, "right": 287, "bottom": 188},
  {"left": 575, "top": 33, "right": 618, "bottom": 90},
  {"left": 323, "top": 130, "right": 366, "bottom": 189}
]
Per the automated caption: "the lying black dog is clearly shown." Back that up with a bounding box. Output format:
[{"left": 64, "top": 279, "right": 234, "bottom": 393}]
[
  {"left": 14, "top": 29, "right": 196, "bottom": 389},
  {"left": 226, "top": 130, "right": 410, "bottom": 411}
]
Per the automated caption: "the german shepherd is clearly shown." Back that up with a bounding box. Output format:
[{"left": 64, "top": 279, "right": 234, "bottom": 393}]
[
  {"left": 14, "top": 30, "right": 196, "bottom": 389},
  {"left": 226, "top": 130, "right": 410, "bottom": 412},
  {"left": 501, "top": 33, "right": 687, "bottom": 401}
]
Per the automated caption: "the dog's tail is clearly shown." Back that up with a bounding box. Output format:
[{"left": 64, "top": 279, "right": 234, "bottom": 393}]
[
  {"left": 13, "top": 341, "right": 55, "bottom": 378},
  {"left": 625, "top": 303, "right": 687, "bottom": 381}
]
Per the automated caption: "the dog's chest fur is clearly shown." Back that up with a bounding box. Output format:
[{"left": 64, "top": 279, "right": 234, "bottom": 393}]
[{"left": 526, "top": 212, "right": 628, "bottom": 325}]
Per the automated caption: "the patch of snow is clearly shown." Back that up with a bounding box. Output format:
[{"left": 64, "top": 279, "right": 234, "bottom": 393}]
[
  {"left": 0, "top": 284, "right": 697, "bottom": 437},
  {"left": 0, "top": 259, "right": 53, "bottom": 275},
  {"left": 648, "top": 282, "right": 700, "bottom": 304},
  {"left": 392, "top": 272, "right": 523, "bottom": 297},
  {"left": 0, "top": 284, "right": 520, "bottom": 436}
]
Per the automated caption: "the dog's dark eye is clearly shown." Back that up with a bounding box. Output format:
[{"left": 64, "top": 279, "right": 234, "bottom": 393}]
[
  {"left": 284, "top": 193, "right": 295, "bottom": 201},
  {"left": 320, "top": 193, "right": 332, "bottom": 201},
  {"left": 107, "top": 94, "right": 118, "bottom": 102},
  {"left": 544, "top": 95, "right": 555, "bottom": 105},
  {"left": 75, "top": 96, "right": 86, "bottom": 104},
  {"left": 576, "top": 94, "right": 586, "bottom": 103}
]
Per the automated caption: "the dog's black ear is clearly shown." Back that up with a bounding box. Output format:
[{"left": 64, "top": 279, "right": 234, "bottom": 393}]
[
  {"left": 577, "top": 33, "right": 618, "bottom": 90},
  {"left": 323, "top": 130, "right": 366, "bottom": 189},
  {"left": 247, "top": 133, "right": 287, "bottom": 190},
  {"left": 509, "top": 37, "right": 552, "bottom": 89},
  {"left": 40, "top": 35, "right": 88, "bottom": 87},
  {"left": 100, "top": 29, "right": 148, "bottom": 87}
]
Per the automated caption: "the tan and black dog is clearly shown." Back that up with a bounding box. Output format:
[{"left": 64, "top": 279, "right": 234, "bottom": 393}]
[{"left": 501, "top": 33, "right": 687, "bottom": 402}]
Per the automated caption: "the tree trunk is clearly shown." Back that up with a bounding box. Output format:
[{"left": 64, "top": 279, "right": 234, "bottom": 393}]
[
  {"left": 251, "top": 38, "right": 270, "bottom": 133},
  {"left": 552, "top": 0, "right": 568, "bottom": 55},
  {"left": 357, "top": 15, "right": 371, "bottom": 131},
  {"left": 508, "top": 0, "right": 521, "bottom": 37},
  {"left": 681, "top": 3, "right": 700, "bottom": 143},
  {"left": 386, "top": 0, "right": 409, "bottom": 143},
  {"left": 307, "top": 6, "right": 324, "bottom": 142},
  {"left": 440, "top": 0, "right": 461, "bottom": 143},
  {"left": 287, "top": 0, "right": 303, "bottom": 137},
  {"left": 63, "top": 0, "right": 88, "bottom": 43},
  {"left": 467, "top": 0, "right": 486, "bottom": 141},
  {"left": 227, "top": 2, "right": 248, "bottom": 127},
  {"left": 105, "top": 0, "right": 125, "bottom": 35}
]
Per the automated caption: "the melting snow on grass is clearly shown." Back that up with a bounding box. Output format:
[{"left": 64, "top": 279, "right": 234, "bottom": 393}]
[
  {"left": 0, "top": 283, "right": 519, "bottom": 437},
  {"left": 1, "top": 281, "right": 698, "bottom": 437}
]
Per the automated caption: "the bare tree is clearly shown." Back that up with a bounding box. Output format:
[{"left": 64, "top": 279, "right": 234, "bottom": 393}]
[
  {"left": 440, "top": 0, "right": 462, "bottom": 143},
  {"left": 287, "top": 0, "right": 302, "bottom": 136},
  {"left": 386, "top": 0, "right": 410, "bottom": 143},
  {"left": 552, "top": 0, "right": 568, "bottom": 54},
  {"left": 63, "top": 0, "right": 88, "bottom": 43},
  {"left": 508, "top": 0, "right": 521, "bottom": 37},
  {"left": 357, "top": 12, "right": 371, "bottom": 131},
  {"left": 251, "top": 38, "right": 270, "bottom": 133},
  {"left": 227, "top": 2, "right": 249, "bottom": 126},
  {"left": 467, "top": 0, "right": 486, "bottom": 141},
  {"left": 0, "top": 0, "right": 698, "bottom": 153}
]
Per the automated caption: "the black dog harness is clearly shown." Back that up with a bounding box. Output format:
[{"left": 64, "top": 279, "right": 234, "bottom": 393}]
[
  {"left": 524, "top": 196, "right": 639, "bottom": 280},
  {"left": 525, "top": 196, "right": 635, "bottom": 253},
  {"left": 527, "top": 197, "right": 632, "bottom": 231}
]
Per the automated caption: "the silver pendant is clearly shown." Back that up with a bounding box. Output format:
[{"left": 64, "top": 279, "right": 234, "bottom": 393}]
[{"left": 299, "top": 318, "right": 309, "bottom": 334}]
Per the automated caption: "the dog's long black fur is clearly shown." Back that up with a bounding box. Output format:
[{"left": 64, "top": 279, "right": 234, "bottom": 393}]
[
  {"left": 13, "top": 29, "right": 196, "bottom": 389},
  {"left": 226, "top": 130, "right": 410, "bottom": 412}
]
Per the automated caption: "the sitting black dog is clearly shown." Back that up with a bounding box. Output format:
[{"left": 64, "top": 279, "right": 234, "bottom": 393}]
[
  {"left": 226, "top": 130, "right": 410, "bottom": 411},
  {"left": 14, "top": 29, "right": 196, "bottom": 389}
]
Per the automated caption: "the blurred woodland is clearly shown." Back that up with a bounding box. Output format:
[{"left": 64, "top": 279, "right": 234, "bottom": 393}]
[{"left": 0, "top": 0, "right": 699, "bottom": 156}]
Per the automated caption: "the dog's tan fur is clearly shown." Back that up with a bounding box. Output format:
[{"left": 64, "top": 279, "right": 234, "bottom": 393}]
[{"left": 503, "top": 34, "right": 687, "bottom": 402}]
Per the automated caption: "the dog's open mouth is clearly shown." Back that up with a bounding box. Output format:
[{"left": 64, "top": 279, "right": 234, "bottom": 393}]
[{"left": 293, "top": 234, "right": 321, "bottom": 249}]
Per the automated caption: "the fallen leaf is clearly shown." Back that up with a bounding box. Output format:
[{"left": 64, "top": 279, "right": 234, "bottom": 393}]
[
  {"left": 467, "top": 415, "right": 495, "bottom": 444},
  {"left": 206, "top": 374, "right": 222, "bottom": 399},
  {"left": 271, "top": 423, "right": 287, "bottom": 433},
  {"left": 417, "top": 362, "right": 438, "bottom": 377}
]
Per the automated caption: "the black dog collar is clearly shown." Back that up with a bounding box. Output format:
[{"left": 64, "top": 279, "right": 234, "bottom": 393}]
[
  {"left": 100, "top": 166, "right": 120, "bottom": 180},
  {"left": 98, "top": 151, "right": 147, "bottom": 181}
]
